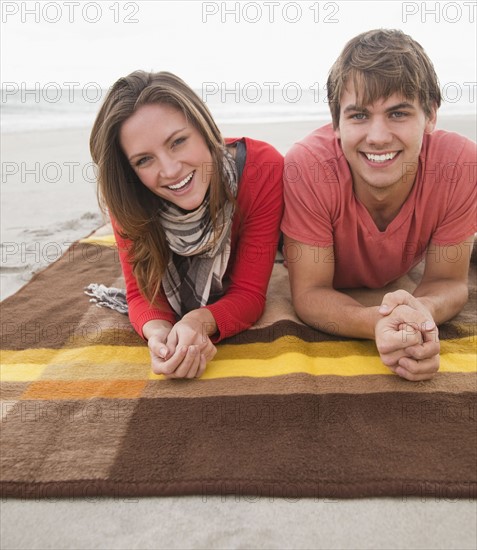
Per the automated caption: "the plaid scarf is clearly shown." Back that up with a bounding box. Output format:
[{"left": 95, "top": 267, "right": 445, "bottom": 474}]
[{"left": 157, "top": 149, "right": 238, "bottom": 317}]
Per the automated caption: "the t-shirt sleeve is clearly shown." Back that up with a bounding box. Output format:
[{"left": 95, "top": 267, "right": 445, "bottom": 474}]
[
  {"left": 431, "top": 137, "right": 477, "bottom": 245},
  {"left": 281, "top": 143, "right": 335, "bottom": 247}
]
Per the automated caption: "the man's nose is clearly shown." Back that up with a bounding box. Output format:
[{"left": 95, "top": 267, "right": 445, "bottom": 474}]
[{"left": 366, "top": 117, "right": 393, "bottom": 146}]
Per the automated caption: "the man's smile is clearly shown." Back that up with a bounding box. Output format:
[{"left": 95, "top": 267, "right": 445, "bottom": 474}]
[{"left": 362, "top": 151, "right": 399, "bottom": 163}]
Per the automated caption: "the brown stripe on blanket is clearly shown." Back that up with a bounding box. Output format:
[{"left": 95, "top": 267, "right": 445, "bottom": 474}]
[
  {"left": 141, "top": 372, "right": 477, "bottom": 399},
  {"left": 0, "top": 382, "right": 30, "bottom": 400},
  {"left": 3, "top": 392, "right": 473, "bottom": 499},
  {"left": 1, "top": 243, "right": 123, "bottom": 350},
  {"left": 223, "top": 320, "right": 346, "bottom": 344},
  {"left": 103, "top": 391, "right": 476, "bottom": 499},
  {"left": 1, "top": 478, "right": 474, "bottom": 500},
  {"left": 0, "top": 399, "right": 138, "bottom": 484},
  {"left": 64, "top": 273, "right": 143, "bottom": 348}
]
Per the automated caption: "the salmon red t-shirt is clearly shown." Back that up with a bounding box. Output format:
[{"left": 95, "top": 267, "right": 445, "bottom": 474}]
[{"left": 281, "top": 124, "right": 477, "bottom": 289}]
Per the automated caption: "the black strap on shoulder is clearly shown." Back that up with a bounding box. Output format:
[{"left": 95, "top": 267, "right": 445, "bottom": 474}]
[{"left": 234, "top": 139, "right": 247, "bottom": 182}]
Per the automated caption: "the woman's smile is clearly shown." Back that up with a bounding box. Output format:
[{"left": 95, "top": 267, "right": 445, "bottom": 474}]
[{"left": 164, "top": 170, "right": 195, "bottom": 192}]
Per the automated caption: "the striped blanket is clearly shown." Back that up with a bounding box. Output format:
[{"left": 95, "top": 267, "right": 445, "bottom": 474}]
[{"left": 1, "top": 229, "right": 476, "bottom": 500}]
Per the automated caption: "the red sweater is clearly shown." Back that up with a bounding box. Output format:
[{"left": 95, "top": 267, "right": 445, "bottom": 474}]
[{"left": 112, "top": 137, "right": 284, "bottom": 342}]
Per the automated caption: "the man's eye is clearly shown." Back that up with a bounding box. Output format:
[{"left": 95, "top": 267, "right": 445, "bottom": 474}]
[
  {"left": 391, "top": 111, "right": 408, "bottom": 118},
  {"left": 351, "top": 113, "right": 367, "bottom": 120}
]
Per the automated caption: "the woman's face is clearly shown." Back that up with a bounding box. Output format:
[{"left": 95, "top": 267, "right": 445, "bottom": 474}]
[{"left": 120, "top": 103, "right": 213, "bottom": 211}]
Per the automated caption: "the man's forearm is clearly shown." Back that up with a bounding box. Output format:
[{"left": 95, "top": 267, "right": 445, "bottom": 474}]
[
  {"left": 414, "top": 279, "right": 469, "bottom": 325},
  {"left": 293, "top": 287, "right": 381, "bottom": 339}
]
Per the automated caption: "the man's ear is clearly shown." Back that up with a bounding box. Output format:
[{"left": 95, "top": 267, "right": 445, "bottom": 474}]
[
  {"left": 334, "top": 124, "right": 341, "bottom": 139},
  {"left": 425, "top": 103, "right": 438, "bottom": 134}
]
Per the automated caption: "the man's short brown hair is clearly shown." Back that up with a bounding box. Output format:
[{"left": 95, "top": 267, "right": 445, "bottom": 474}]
[{"left": 327, "top": 29, "right": 442, "bottom": 128}]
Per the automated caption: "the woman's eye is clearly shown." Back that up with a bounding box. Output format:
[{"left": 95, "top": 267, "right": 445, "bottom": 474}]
[
  {"left": 172, "top": 137, "right": 186, "bottom": 148},
  {"left": 135, "top": 156, "right": 150, "bottom": 167}
]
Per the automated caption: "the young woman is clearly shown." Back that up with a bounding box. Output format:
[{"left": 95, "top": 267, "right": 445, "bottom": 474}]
[{"left": 90, "top": 71, "right": 283, "bottom": 379}]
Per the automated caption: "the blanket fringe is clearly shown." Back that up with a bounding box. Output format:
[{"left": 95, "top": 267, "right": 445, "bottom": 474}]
[{"left": 84, "top": 283, "right": 128, "bottom": 315}]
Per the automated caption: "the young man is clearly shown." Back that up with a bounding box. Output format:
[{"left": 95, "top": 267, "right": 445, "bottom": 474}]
[{"left": 281, "top": 29, "right": 476, "bottom": 381}]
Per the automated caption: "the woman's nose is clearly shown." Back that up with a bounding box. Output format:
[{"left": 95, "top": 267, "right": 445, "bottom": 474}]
[{"left": 157, "top": 154, "right": 181, "bottom": 180}]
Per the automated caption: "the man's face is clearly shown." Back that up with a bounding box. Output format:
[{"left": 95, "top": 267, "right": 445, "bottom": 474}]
[{"left": 335, "top": 82, "right": 436, "bottom": 197}]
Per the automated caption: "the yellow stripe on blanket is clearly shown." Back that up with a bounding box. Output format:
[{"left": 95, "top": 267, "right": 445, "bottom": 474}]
[
  {"left": 1, "top": 346, "right": 149, "bottom": 366},
  {"left": 3, "top": 337, "right": 473, "bottom": 365},
  {"left": 201, "top": 352, "right": 476, "bottom": 379},
  {"left": 79, "top": 234, "right": 117, "bottom": 247},
  {"left": 216, "top": 337, "right": 476, "bottom": 360},
  {"left": 177, "top": 346, "right": 476, "bottom": 379},
  {"left": 0, "top": 364, "right": 48, "bottom": 382},
  {"left": 203, "top": 353, "right": 391, "bottom": 378},
  {"left": 1, "top": 338, "right": 475, "bottom": 381},
  {"left": 1, "top": 346, "right": 150, "bottom": 382}
]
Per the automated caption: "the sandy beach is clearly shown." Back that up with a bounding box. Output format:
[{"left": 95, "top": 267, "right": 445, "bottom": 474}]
[{"left": 1, "top": 113, "right": 475, "bottom": 301}]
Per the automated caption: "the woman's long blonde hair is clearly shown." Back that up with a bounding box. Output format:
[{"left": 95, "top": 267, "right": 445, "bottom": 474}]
[{"left": 90, "top": 71, "right": 234, "bottom": 304}]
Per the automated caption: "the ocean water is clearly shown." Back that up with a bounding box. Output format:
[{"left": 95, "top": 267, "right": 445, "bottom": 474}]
[{"left": 2, "top": 84, "right": 475, "bottom": 133}]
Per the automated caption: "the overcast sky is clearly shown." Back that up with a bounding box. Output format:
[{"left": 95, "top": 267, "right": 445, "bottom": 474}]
[{"left": 2, "top": 1, "right": 476, "bottom": 92}]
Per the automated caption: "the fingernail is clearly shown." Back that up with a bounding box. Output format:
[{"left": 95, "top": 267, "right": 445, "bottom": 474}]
[
  {"left": 379, "top": 305, "right": 390, "bottom": 313},
  {"left": 158, "top": 347, "right": 167, "bottom": 358},
  {"left": 424, "top": 320, "right": 436, "bottom": 331}
]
